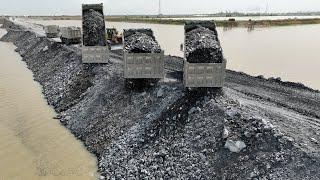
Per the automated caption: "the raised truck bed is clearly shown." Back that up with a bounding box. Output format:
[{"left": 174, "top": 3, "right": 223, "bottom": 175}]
[
  {"left": 82, "top": 3, "right": 109, "bottom": 63},
  {"left": 183, "top": 21, "right": 226, "bottom": 88}
]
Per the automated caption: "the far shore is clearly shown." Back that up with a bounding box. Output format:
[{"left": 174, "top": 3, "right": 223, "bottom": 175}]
[{"left": 12, "top": 15, "right": 320, "bottom": 27}]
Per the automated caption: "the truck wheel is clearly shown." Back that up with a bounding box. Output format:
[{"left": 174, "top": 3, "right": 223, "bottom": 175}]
[
  {"left": 125, "top": 79, "right": 148, "bottom": 90},
  {"left": 65, "top": 39, "right": 71, "bottom": 45},
  {"left": 125, "top": 79, "right": 134, "bottom": 89},
  {"left": 76, "top": 38, "right": 81, "bottom": 44},
  {"left": 147, "top": 78, "right": 160, "bottom": 86},
  {"left": 186, "top": 87, "right": 223, "bottom": 97}
]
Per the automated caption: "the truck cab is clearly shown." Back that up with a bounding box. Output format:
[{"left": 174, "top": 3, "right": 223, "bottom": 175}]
[{"left": 106, "top": 28, "right": 123, "bottom": 45}]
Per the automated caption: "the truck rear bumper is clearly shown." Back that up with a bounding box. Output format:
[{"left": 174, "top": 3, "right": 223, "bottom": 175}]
[{"left": 184, "top": 60, "right": 227, "bottom": 88}]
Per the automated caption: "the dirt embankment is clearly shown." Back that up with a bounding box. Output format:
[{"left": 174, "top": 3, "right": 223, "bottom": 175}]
[{"left": 1, "top": 20, "right": 320, "bottom": 179}]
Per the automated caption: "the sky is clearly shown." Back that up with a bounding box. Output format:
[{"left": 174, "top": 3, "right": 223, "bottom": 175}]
[{"left": 0, "top": 0, "right": 320, "bottom": 16}]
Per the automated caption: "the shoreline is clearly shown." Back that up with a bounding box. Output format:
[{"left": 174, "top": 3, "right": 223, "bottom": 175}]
[
  {"left": 106, "top": 17, "right": 320, "bottom": 27},
  {"left": 14, "top": 16, "right": 320, "bottom": 27},
  {"left": 1, "top": 19, "right": 320, "bottom": 179}
]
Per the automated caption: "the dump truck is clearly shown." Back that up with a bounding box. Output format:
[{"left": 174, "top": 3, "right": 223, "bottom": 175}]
[
  {"left": 60, "top": 26, "right": 81, "bottom": 45},
  {"left": 82, "top": 3, "right": 109, "bottom": 64},
  {"left": 123, "top": 29, "right": 165, "bottom": 82},
  {"left": 106, "top": 28, "right": 123, "bottom": 45},
  {"left": 183, "top": 21, "right": 227, "bottom": 88},
  {"left": 0, "top": 17, "right": 5, "bottom": 24},
  {"left": 44, "top": 25, "right": 59, "bottom": 38}
]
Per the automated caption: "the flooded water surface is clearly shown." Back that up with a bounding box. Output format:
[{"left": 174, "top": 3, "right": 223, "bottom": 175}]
[
  {"left": 21, "top": 19, "right": 320, "bottom": 90},
  {"left": 0, "top": 29, "right": 98, "bottom": 180},
  {"left": 158, "top": 15, "right": 320, "bottom": 21}
]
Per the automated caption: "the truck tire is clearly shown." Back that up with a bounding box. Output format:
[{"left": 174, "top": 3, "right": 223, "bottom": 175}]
[
  {"left": 66, "top": 39, "right": 71, "bottom": 45},
  {"left": 125, "top": 79, "right": 156, "bottom": 90},
  {"left": 185, "top": 87, "right": 223, "bottom": 97},
  {"left": 60, "top": 37, "right": 65, "bottom": 44}
]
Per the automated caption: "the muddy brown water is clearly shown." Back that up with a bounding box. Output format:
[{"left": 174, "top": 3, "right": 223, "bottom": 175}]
[
  {"left": 158, "top": 15, "right": 320, "bottom": 21},
  {"left": 22, "top": 19, "right": 320, "bottom": 90},
  {"left": 0, "top": 28, "right": 98, "bottom": 180}
]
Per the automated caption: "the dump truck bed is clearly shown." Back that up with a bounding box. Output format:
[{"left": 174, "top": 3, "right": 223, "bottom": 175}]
[
  {"left": 123, "top": 29, "right": 155, "bottom": 40},
  {"left": 82, "top": 4, "right": 104, "bottom": 14},
  {"left": 123, "top": 29, "right": 164, "bottom": 79},
  {"left": 44, "top": 25, "right": 59, "bottom": 38},
  {"left": 82, "top": 3, "right": 109, "bottom": 63},
  {"left": 60, "top": 27, "right": 81, "bottom": 39},
  {"left": 184, "top": 21, "right": 218, "bottom": 36},
  {"left": 44, "top": 25, "right": 59, "bottom": 33},
  {"left": 184, "top": 21, "right": 226, "bottom": 88},
  {"left": 0, "top": 17, "right": 5, "bottom": 24}
]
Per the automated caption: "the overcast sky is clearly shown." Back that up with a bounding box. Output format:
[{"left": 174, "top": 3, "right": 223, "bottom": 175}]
[{"left": 1, "top": 0, "right": 320, "bottom": 16}]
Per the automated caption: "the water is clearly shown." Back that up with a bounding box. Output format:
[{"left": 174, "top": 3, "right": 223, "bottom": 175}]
[
  {"left": 21, "top": 19, "right": 320, "bottom": 90},
  {"left": 0, "top": 28, "right": 98, "bottom": 180},
  {"left": 158, "top": 15, "right": 320, "bottom": 21}
]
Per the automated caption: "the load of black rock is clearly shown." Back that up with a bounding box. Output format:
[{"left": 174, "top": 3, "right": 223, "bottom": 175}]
[
  {"left": 124, "top": 32, "right": 161, "bottom": 53},
  {"left": 83, "top": 9, "right": 106, "bottom": 46},
  {"left": 185, "top": 26, "right": 223, "bottom": 63}
]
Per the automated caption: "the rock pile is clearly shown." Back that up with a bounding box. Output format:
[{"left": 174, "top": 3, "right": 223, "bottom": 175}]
[
  {"left": 185, "top": 27, "right": 223, "bottom": 63},
  {"left": 83, "top": 9, "right": 106, "bottom": 46},
  {"left": 124, "top": 32, "right": 161, "bottom": 53}
]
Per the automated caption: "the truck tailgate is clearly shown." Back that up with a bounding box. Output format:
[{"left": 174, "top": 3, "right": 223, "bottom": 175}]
[
  {"left": 184, "top": 60, "right": 227, "bottom": 87},
  {"left": 124, "top": 52, "right": 164, "bottom": 79},
  {"left": 82, "top": 46, "right": 110, "bottom": 64}
]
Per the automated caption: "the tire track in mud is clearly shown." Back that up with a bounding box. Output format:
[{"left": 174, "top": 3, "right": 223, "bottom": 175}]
[
  {"left": 226, "top": 87, "right": 320, "bottom": 155},
  {"left": 228, "top": 84, "right": 320, "bottom": 120}
]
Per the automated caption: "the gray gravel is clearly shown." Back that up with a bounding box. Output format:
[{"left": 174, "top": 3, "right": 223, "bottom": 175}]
[{"left": 124, "top": 31, "right": 161, "bottom": 53}]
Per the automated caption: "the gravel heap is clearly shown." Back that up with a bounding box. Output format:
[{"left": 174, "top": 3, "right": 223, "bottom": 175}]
[
  {"left": 83, "top": 9, "right": 106, "bottom": 46},
  {"left": 98, "top": 91, "right": 289, "bottom": 179},
  {"left": 186, "top": 27, "right": 223, "bottom": 63},
  {"left": 124, "top": 32, "right": 161, "bottom": 53}
]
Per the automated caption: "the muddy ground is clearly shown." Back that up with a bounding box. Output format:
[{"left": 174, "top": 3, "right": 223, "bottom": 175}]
[{"left": 1, "top": 19, "right": 320, "bottom": 179}]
